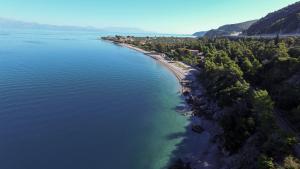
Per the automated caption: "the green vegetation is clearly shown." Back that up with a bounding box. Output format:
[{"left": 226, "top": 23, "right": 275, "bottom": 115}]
[{"left": 196, "top": 37, "right": 300, "bottom": 168}]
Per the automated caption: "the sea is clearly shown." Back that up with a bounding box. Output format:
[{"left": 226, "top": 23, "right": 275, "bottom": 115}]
[{"left": 0, "top": 29, "right": 189, "bottom": 169}]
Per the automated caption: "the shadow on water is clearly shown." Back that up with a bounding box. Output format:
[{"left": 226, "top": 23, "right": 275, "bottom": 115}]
[
  {"left": 162, "top": 71, "right": 222, "bottom": 169},
  {"left": 163, "top": 115, "right": 222, "bottom": 169}
]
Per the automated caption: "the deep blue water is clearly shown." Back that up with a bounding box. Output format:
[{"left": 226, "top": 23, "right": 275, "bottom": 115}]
[{"left": 0, "top": 29, "right": 188, "bottom": 169}]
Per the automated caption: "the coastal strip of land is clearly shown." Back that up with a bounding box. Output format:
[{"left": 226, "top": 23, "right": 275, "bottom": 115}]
[{"left": 104, "top": 40, "right": 199, "bottom": 94}]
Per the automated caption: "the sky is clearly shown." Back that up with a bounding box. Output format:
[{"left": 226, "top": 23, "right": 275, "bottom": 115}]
[{"left": 0, "top": 0, "right": 299, "bottom": 34}]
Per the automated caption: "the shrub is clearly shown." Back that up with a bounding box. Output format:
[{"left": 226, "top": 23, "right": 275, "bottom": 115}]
[{"left": 258, "top": 155, "right": 275, "bottom": 169}]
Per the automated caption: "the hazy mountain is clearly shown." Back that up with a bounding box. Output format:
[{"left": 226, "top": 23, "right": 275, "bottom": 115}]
[
  {"left": 192, "top": 31, "right": 207, "bottom": 37},
  {"left": 246, "top": 2, "right": 300, "bottom": 35},
  {"left": 0, "top": 17, "right": 150, "bottom": 34},
  {"left": 202, "top": 20, "right": 257, "bottom": 38}
]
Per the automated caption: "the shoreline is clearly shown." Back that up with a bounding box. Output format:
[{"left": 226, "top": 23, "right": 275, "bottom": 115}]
[
  {"left": 108, "top": 41, "right": 199, "bottom": 94},
  {"left": 103, "top": 39, "right": 225, "bottom": 169}
]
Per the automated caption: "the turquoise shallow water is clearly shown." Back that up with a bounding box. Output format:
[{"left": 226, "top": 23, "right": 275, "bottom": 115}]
[{"left": 0, "top": 29, "right": 188, "bottom": 169}]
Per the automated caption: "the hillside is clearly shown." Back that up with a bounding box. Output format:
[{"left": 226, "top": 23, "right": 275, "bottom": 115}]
[
  {"left": 246, "top": 1, "right": 300, "bottom": 35},
  {"left": 192, "top": 31, "right": 207, "bottom": 37},
  {"left": 195, "top": 20, "right": 257, "bottom": 37}
]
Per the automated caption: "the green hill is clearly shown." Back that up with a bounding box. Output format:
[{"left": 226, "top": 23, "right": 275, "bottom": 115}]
[
  {"left": 192, "top": 31, "right": 207, "bottom": 37},
  {"left": 202, "top": 20, "right": 257, "bottom": 38},
  {"left": 246, "top": 1, "right": 300, "bottom": 35}
]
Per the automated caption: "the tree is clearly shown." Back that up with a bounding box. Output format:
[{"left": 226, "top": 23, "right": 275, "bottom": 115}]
[
  {"left": 252, "top": 90, "right": 275, "bottom": 133},
  {"left": 276, "top": 42, "right": 289, "bottom": 61},
  {"left": 258, "top": 155, "right": 275, "bottom": 169}
]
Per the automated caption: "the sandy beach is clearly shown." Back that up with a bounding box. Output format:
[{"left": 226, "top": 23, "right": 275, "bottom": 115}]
[
  {"left": 118, "top": 43, "right": 199, "bottom": 93},
  {"left": 108, "top": 41, "right": 225, "bottom": 169}
]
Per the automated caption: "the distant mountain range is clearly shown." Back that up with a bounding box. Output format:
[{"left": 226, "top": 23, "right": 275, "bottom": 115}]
[
  {"left": 246, "top": 1, "right": 300, "bottom": 35},
  {"left": 0, "top": 17, "right": 151, "bottom": 34},
  {"left": 203, "top": 20, "right": 257, "bottom": 38},
  {"left": 193, "top": 1, "right": 300, "bottom": 37}
]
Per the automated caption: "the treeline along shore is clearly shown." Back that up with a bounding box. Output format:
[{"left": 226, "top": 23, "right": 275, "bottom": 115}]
[
  {"left": 101, "top": 35, "right": 300, "bottom": 169},
  {"left": 101, "top": 36, "right": 199, "bottom": 94}
]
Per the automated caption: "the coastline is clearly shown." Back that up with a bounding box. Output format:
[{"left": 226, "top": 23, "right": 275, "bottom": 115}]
[
  {"left": 103, "top": 39, "right": 225, "bottom": 169},
  {"left": 109, "top": 41, "right": 199, "bottom": 94}
]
